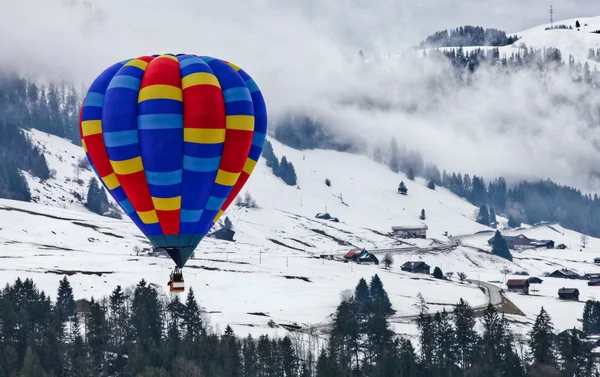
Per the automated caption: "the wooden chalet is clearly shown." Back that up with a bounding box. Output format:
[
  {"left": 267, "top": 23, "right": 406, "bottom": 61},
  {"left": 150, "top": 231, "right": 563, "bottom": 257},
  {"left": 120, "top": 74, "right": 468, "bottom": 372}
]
[
  {"left": 506, "top": 279, "right": 530, "bottom": 294},
  {"left": 558, "top": 288, "right": 580, "bottom": 301},
  {"left": 549, "top": 269, "right": 580, "bottom": 279},
  {"left": 401, "top": 261, "right": 431, "bottom": 274},
  {"left": 392, "top": 225, "right": 427, "bottom": 239}
]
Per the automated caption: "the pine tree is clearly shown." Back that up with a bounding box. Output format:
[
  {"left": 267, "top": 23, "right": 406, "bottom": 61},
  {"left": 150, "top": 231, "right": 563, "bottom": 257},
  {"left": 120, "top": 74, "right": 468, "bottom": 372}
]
[
  {"left": 398, "top": 181, "right": 408, "bottom": 195},
  {"left": 87, "top": 299, "right": 108, "bottom": 376},
  {"left": 508, "top": 215, "right": 521, "bottom": 228},
  {"left": 476, "top": 205, "right": 490, "bottom": 225},
  {"left": 491, "top": 230, "right": 512, "bottom": 261},
  {"left": 582, "top": 300, "right": 595, "bottom": 335},
  {"left": 369, "top": 274, "right": 392, "bottom": 315},
  {"left": 420, "top": 209, "right": 426, "bottom": 220},
  {"left": 183, "top": 288, "right": 203, "bottom": 342},
  {"left": 433, "top": 309, "right": 458, "bottom": 375},
  {"left": 427, "top": 179, "right": 435, "bottom": 190},
  {"left": 56, "top": 276, "right": 75, "bottom": 322},
  {"left": 19, "top": 346, "right": 47, "bottom": 377},
  {"left": 529, "top": 307, "right": 556, "bottom": 366},
  {"left": 354, "top": 278, "right": 371, "bottom": 315},
  {"left": 407, "top": 167, "right": 415, "bottom": 181},
  {"left": 454, "top": 298, "right": 478, "bottom": 370},
  {"left": 433, "top": 266, "right": 443, "bottom": 279},
  {"left": 489, "top": 207, "right": 497, "bottom": 228}
]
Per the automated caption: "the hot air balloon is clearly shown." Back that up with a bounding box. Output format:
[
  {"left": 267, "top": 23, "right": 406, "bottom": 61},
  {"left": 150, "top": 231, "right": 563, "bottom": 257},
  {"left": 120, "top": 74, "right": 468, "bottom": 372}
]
[{"left": 79, "top": 53, "right": 267, "bottom": 292}]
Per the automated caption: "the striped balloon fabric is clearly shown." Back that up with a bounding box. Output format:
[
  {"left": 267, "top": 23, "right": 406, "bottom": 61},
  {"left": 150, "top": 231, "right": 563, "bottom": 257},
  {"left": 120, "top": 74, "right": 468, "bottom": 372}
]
[{"left": 80, "top": 53, "right": 267, "bottom": 268}]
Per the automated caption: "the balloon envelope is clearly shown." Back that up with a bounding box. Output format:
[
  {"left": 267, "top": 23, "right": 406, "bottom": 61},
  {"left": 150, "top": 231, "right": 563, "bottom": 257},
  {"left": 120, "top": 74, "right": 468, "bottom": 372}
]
[{"left": 79, "top": 53, "right": 267, "bottom": 268}]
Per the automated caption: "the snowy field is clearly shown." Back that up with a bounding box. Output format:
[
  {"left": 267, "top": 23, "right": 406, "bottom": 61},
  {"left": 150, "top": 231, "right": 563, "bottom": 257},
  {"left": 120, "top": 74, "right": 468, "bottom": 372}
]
[{"left": 2, "top": 128, "right": 600, "bottom": 341}]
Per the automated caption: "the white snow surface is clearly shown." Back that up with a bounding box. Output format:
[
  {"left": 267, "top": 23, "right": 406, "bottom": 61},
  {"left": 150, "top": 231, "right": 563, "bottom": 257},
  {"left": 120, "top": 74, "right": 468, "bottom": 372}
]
[{"left": 2, "top": 129, "right": 600, "bottom": 340}]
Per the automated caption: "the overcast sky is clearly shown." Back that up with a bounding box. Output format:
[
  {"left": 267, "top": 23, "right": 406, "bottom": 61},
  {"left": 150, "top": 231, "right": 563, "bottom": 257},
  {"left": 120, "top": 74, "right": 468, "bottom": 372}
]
[{"left": 1, "top": 0, "right": 600, "bottom": 190}]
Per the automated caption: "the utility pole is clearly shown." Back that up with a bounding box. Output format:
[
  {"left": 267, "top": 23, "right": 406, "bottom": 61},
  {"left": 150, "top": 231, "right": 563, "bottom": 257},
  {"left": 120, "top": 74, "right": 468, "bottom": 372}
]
[{"left": 550, "top": 5, "right": 554, "bottom": 29}]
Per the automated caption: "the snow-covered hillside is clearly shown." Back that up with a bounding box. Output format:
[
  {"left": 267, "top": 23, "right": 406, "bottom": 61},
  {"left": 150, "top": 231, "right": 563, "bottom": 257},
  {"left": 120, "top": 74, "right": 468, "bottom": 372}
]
[
  {"left": 396, "top": 15, "right": 600, "bottom": 69},
  {"left": 2, "top": 129, "right": 600, "bottom": 342}
]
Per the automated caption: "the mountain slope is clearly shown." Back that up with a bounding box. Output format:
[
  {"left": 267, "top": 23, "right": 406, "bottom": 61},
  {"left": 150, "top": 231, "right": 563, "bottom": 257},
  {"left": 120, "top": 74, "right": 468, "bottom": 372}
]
[{"left": 3, "top": 127, "right": 600, "bottom": 340}]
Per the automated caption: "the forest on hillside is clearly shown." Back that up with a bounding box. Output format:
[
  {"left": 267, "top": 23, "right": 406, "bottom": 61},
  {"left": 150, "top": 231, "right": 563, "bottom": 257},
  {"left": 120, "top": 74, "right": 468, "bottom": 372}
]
[
  {"left": 1, "top": 275, "right": 599, "bottom": 377},
  {"left": 417, "top": 25, "right": 519, "bottom": 48}
]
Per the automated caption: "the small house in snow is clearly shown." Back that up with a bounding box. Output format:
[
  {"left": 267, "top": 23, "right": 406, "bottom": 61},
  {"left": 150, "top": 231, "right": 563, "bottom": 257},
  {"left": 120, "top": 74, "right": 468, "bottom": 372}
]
[
  {"left": 527, "top": 277, "right": 543, "bottom": 284},
  {"left": 558, "top": 288, "right": 580, "bottom": 301},
  {"left": 506, "top": 279, "right": 530, "bottom": 294},
  {"left": 358, "top": 253, "right": 379, "bottom": 265},
  {"left": 583, "top": 273, "right": 600, "bottom": 280},
  {"left": 588, "top": 279, "right": 600, "bottom": 287},
  {"left": 392, "top": 225, "right": 427, "bottom": 239},
  {"left": 549, "top": 269, "right": 580, "bottom": 279},
  {"left": 344, "top": 248, "right": 367, "bottom": 262},
  {"left": 401, "top": 261, "right": 431, "bottom": 274},
  {"left": 594, "top": 257, "right": 600, "bottom": 265}
]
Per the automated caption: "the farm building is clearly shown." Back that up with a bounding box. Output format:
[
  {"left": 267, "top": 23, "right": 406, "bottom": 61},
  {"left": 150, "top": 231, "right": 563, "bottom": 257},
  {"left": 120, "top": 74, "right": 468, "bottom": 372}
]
[
  {"left": 358, "top": 253, "right": 379, "bottom": 265},
  {"left": 588, "top": 279, "right": 600, "bottom": 287},
  {"left": 392, "top": 225, "right": 427, "bottom": 239},
  {"left": 583, "top": 273, "right": 600, "bottom": 280},
  {"left": 594, "top": 257, "right": 600, "bottom": 265},
  {"left": 558, "top": 288, "right": 580, "bottom": 301},
  {"left": 401, "top": 261, "right": 431, "bottom": 274},
  {"left": 506, "top": 279, "right": 530, "bottom": 294},
  {"left": 527, "top": 277, "right": 543, "bottom": 284},
  {"left": 344, "top": 248, "right": 368, "bottom": 262},
  {"left": 549, "top": 269, "right": 580, "bottom": 279},
  {"left": 487, "top": 234, "right": 554, "bottom": 250}
]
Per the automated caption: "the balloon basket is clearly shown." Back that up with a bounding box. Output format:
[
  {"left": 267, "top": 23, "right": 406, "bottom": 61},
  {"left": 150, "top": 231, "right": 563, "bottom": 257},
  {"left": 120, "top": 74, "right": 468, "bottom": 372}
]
[{"left": 170, "top": 281, "right": 185, "bottom": 293}]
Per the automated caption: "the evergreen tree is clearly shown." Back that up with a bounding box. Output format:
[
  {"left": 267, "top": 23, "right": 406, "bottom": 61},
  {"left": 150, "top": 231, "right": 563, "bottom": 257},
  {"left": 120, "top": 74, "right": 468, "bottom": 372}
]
[
  {"left": 87, "top": 299, "right": 108, "bottom": 376},
  {"left": 427, "top": 179, "right": 435, "bottom": 190},
  {"left": 454, "top": 298, "right": 478, "bottom": 370},
  {"left": 476, "top": 204, "right": 490, "bottom": 225},
  {"left": 529, "top": 307, "right": 556, "bottom": 367},
  {"left": 19, "top": 346, "right": 47, "bottom": 377},
  {"left": 491, "top": 230, "right": 512, "bottom": 261},
  {"left": 508, "top": 215, "right": 521, "bottom": 228},
  {"left": 489, "top": 207, "right": 497, "bottom": 228},
  {"left": 407, "top": 167, "right": 415, "bottom": 181},
  {"left": 129, "top": 279, "right": 163, "bottom": 347},
  {"left": 183, "top": 288, "right": 203, "bottom": 342},
  {"left": 354, "top": 278, "right": 371, "bottom": 315},
  {"left": 56, "top": 276, "right": 75, "bottom": 322},
  {"left": 398, "top": 181, "right": 408, "bottom": 195},
  {"left": 420, "top": 209, "right": 426, "bottom": 220},
  {"left": 433, "top": 266, "right": 443, "bottom": 279},
  {"left": 369, "top": 274, "right": 393, "bottom": 315},
  {"left": 433, "top": 309, "right": 458, "bottom": 375}
]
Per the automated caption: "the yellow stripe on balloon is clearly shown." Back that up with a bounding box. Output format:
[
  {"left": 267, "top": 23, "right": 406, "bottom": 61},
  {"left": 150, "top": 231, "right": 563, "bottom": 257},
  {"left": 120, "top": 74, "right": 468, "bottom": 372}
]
[
  {"left": 138, "top": 210, "right": 159, "bottom": 224},
  {"left": 215, "top": 170, "right": 240, "bottom": 186},
  {"left": 82, "top": 139, "right": 88, "bottom": 153},
  {"left": 184, "top": 128, "right": 226, "bottom": 144},
  {"left": 156, "top": 54, "right": 179, "bottom": 62},
  {"left": 226, "top": 115, "right": 254, "bottom": 131},
  {"left": 242, "top": 158, "right": 257, "bottom": 175},
  {"left": 213, "top": 209, "right": 224, "bottom": 223},
  {"left": 110, "top": 157, "right": 144, "bottom": 175},
  {"left": 181, "top": 73, "right": 221, "bottom": 89},
  {"left": 138, "top": 85, "right": 182, "bottom": 102},
  {"left": 152, "top": 196, "right": 181, "bottom": 211},
  {"left": 124, "top": 59, "right": 149, "bottom": 71},
  {"left": 101, "top": 173, "right": 120, "bottom": 190},
  {"left": 81, "top": 120, "right": 102, "bottom": 136},
  {"left": 226, "top": 62, "right": 241, "bottom": 71}
]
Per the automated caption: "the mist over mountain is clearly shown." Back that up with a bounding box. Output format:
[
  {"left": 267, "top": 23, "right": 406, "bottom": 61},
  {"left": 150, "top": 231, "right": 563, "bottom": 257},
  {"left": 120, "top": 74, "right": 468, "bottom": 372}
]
[{"left": 2, "top": 0, "right": 600, "bottom": 192}]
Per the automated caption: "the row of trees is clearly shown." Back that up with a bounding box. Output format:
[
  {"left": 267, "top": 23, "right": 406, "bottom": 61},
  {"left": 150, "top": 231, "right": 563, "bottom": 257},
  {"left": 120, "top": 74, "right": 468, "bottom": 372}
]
[
  {"left": 262, "top": 140, "right": 298, "bottom": 186},
  {"left": 0, "top": 120, "right": 51, "bottom": 201},
  {"left": 2, "top": 274, "right": 600, "bottom": 377},
  {"left": 0, "top": 72, "right": 81, "bottom": 142},
  {"left": 418, "top": 25, "right": 519, "bottom": 48}
]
